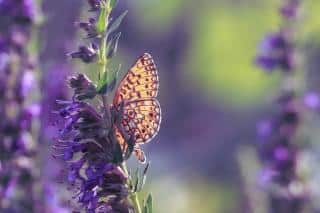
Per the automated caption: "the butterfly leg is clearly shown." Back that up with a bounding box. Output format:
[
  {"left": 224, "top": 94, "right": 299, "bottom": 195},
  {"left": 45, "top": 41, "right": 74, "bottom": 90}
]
[{"left": 133, "top": 146, "right": 146, "bottom": 164}]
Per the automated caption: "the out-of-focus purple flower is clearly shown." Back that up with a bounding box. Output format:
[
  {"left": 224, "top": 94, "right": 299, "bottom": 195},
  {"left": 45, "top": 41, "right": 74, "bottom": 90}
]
[
  {"left": 0, "top": 0, "right": 42, "bottom": 211},
  {"left": 87, "top": 0, "right": 101, "bottom": 11},
  {"left": 304, "top": 92, "right": 320, "bottom": 110},
  {"left": 0, "top": 0, "right": 36, "bottom": 24},
  {"left": 256, "top": 32, "right": 295, "bottom": 72},
  {"left": 255, "top": 1, "right": 308, "bottom": 212},
  {"left": 280, "top": 0, "right": 300, "bottom": 18},
  {"left": 257, "top": 120, "right": 273, "bottom": 138},
  {"left": 21, "top": 70, "right": 35, "bottom": 97},
  {"left": 257, "top": 93, "right": 308, "bottom": 211},
  {"left": 41, "top": 65, "right": 70, "bottom": 139}
]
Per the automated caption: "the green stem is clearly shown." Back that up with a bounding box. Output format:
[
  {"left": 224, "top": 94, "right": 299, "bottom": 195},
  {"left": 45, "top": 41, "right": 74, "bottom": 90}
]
[
  {"left": 121, "top": 162, "right": 142, "bottom": 213},
  {"left": 97, "top": 2, "right": 111, "bottom": 112},
  {"left": 130, "top": 192, "right": 143, "bottom": 213},
  {"left": 98, "top": 3, "right": 111, "bottom": 79}
]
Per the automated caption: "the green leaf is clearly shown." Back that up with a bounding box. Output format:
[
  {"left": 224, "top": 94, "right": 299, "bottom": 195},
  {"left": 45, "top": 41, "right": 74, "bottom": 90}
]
[
  {"left": 139, "top": 162, "right": 149, "bottom": 191},
  {"left": 143, "top": 205, "right": 148, "bottom": 213},
  {"left": 97, "top": 65, "right": 121, "bottom": 94},
  {"left": 106, "top": 10, "right": 128, "bottom": 37},
  {"left": 132, "top": 168, "right": 140, "bottom": 193},
  {"left": 96, "top": 71, "right": 107, "bottom": 93},
  {"left": 143, "top": 194, "right": 153, "bottom": 213},
  {"left": 107, "top": 32, "right": 121, "bottom": 59}
]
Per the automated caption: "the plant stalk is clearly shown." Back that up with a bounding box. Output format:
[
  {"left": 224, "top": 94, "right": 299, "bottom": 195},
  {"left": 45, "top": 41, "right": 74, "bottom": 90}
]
[{"left": 121, "top": 162, "right": 142, "bottom": 213}]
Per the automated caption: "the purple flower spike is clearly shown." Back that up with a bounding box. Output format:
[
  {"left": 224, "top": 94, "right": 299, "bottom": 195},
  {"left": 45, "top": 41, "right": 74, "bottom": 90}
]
[
  {"left": 255, "top": 0, "right": 309, "bottom": 212},
  {"left": 0, "top": 0, "right": 43, "bottom": 212}
]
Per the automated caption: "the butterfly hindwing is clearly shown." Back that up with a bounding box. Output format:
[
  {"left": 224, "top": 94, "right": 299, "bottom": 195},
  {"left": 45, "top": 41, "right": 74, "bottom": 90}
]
[{"left": 120, "top": 99, "right": 161, "bottom": 144}]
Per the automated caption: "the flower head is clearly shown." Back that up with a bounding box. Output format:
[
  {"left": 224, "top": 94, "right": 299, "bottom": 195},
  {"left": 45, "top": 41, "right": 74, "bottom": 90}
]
[
  {"left": 87, "top": 0, "right": 102, "bottom": 11},
  {"left": 256, "top": 32, "right": 295, "bottom": 72},
  {"left": 280, "top": 0, "right": 300, "bottom": 18},
  {"left": 78, "top": 18, "right": 98, "bottom": 38},
  {"left": 257, "top": 93, "right": 309, "bottom": 212},
  {"left": 69, "top": 73, "right": 97, "bottom": 100},
  {"left": 0, "top": 0, "right": 36, "bottom": 25},
  {"left": 69, "top": 44, "right": 98, "bottom": 63}
]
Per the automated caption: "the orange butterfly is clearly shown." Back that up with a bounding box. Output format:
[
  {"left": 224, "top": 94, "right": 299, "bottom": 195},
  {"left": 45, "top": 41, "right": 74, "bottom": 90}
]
[{"left": 112, "top": 53, "right": 161, "bottom": 163}]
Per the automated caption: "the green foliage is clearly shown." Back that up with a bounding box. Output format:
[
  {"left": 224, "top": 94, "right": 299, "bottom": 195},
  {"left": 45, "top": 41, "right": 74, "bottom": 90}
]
[
  {"left": 96, "top": 7, "right": 127, "bottom": 95},
  {"left": 106, "top": 11, "right": 128, "bottom": 38},
  {"left": 129, "top": 0, "right": 184, "bottom": 35},
  {"left": 96, "top": 5, "right": 108, "bottom": 34},
  {"left": 97, "top": 64, "right": 120, "bottom": 93},
  {"left": 129, "top": 163, "right": 149, "bottom": 193},
  {"left": 186, "top": 3, "right": 281, "bottom": 108},
  {"left": 143, "top": 194, "right": 153, "bottom": 213},
  {"left": 107, "top": 32, "right": 122, "bottom": 58},
  {"left": 149, "top": 176, "right": 238, "bottom": 213},
  {"left": 301, "top": 1, "right": 320, "bottom": 38}
]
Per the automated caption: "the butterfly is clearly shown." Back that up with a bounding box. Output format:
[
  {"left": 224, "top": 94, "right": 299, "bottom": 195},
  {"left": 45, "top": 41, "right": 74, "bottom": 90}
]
[{"left": 112, "top": 53, "right": 161, "bottom": 164}]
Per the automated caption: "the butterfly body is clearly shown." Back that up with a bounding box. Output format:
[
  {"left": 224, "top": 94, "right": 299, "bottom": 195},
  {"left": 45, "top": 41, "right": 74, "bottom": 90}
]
[{"left": 112, "top": 53, "right": 161, "bottom": 163}]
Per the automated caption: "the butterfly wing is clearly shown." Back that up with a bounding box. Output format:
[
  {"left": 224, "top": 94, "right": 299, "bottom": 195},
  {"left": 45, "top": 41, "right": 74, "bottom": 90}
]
[
  {"left": 114, "top": 125, "right": 147, "bottom": 164},
  {"left": 113, "top": 53, "right": 159, "bottom": 105},
  {"left": 118, "top": 99, "right": 161, "bottom": 144},
  {"left": 113, "top": 53, "right": 161, "bottom": 163}
]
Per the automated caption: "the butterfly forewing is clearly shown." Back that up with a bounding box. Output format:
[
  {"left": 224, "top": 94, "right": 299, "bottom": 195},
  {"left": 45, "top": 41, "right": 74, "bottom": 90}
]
[{"left": 113, "top": 53, "right": 159, "bottom": 105}]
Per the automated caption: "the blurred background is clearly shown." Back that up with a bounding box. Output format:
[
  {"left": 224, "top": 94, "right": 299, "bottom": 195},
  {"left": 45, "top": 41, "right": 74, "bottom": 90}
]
[{"left": 38, "top": 0, "right": 320, "bottom": 212}]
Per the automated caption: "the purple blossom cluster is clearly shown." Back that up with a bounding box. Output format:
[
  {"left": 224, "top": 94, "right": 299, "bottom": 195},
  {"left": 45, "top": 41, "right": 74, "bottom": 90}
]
[
  {"left": 0, "top": 0, "right": 41, "bottom": 212},
  {"left": 0, "top": 0, "right": 35, "bottom": 24},
  {"left": 280, "top": 0, "right": 300, "bottom": 18},
  {"left": 257, "top": 93, "right": 308, "bottom": 212},
  {"left": 53, "top": 95, "right": 133, "bottom": 211},
  {"left": 52, "top": 1, "right": 135, "bottom": 212},
  {"left": 256, "top": 0, "right": 300, "bottom": 73},
  {"left": 256, "top": 31, "right": 295, "bottom": 72},
  {"left": 258, "top": 94, "right": 301, "bottom": 187}
]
